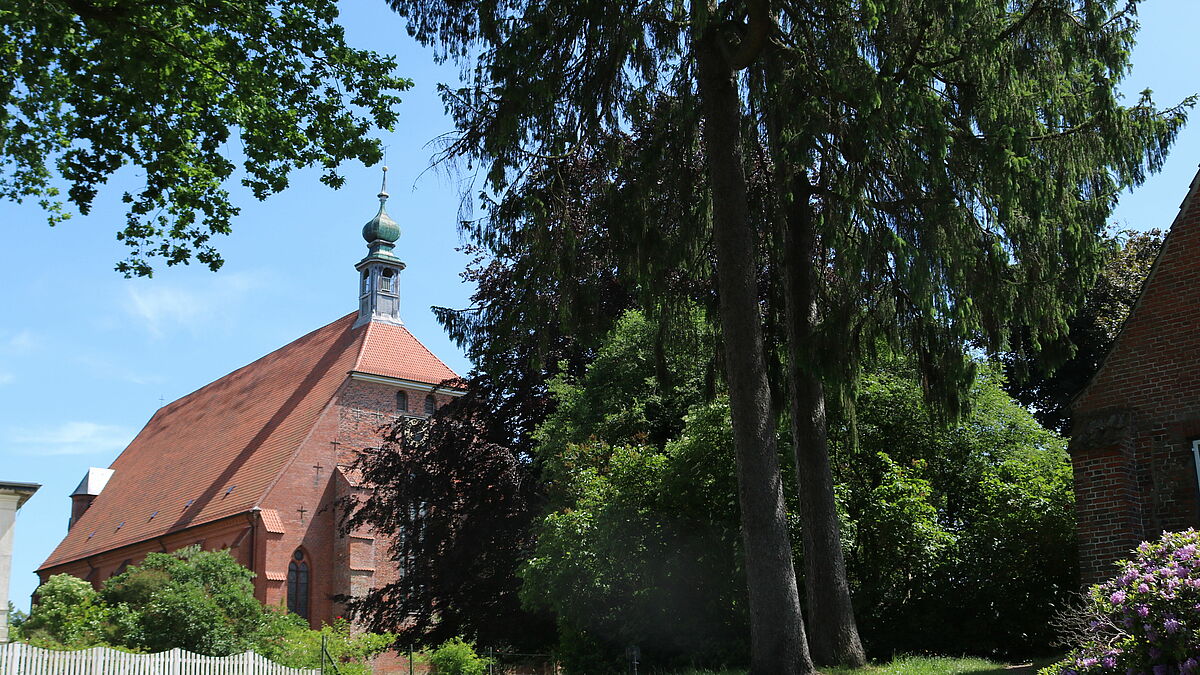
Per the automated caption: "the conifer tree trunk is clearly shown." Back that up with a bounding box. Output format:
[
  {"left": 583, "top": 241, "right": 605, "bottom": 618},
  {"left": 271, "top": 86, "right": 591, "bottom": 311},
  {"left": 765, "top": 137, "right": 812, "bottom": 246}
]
[
  {"left": 695, "top": 23, "right": 814, "bottom": 675},
  {"left": 782, "top": 187, "right": 866, "bottom": 667}
]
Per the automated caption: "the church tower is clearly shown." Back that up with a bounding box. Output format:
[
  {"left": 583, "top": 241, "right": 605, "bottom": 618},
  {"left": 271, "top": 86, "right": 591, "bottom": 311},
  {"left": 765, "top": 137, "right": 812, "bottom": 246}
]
[{"left": 355, "top": 167, "right": 405, "bottom": 328}]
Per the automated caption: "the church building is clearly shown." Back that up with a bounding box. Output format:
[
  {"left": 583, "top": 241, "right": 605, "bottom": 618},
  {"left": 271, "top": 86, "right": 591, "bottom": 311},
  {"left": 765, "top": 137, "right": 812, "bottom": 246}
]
[
  {"left": 37, "top": 170, "right": 463, "bottom": 635},
  {"left": 1071, "top": 165, "right": 1200, "bottom": 584}
]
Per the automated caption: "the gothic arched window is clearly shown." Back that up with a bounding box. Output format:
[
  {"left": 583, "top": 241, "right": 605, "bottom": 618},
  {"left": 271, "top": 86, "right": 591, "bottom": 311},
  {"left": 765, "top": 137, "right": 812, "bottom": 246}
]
[
  {"left": 287, "top": 549, "right": 310, "bottom": 620},
  {"left": 424, "top": 394, "right": 436, "bottom": 416},
  {"left": 396, "top": 390, "right": 409, "bottom": 413}
]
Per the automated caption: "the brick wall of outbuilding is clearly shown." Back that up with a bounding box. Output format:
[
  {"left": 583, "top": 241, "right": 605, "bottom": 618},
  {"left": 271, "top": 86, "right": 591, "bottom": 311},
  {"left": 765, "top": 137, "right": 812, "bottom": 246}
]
[{"left": 1071, "top": 168, "right": 1200, "bottom": 584}]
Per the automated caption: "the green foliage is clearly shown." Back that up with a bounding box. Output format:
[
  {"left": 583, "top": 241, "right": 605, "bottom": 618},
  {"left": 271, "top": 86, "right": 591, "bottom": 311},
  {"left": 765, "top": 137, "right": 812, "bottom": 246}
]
[
  {"left": 535, "top": 308, "right": 715, "bottom": 474},
  {"left": 389, "top": 0, "right": 1192, "bottom": 421},
  {"left": 522, "top": 309, "right": 747, "bottom": 669},
  {"left": 254, "top": 611, "right": 394, "bottom": 675},
  {"left": 21, "top": 547, "right": 391, "bottom": 669},
  {"left": 1002, "top": 228, "right": 1166, "bottom": 432},
  {"left": 1, "top": 0, "right": 411, "bottom": 275},
  {"left": 7, "top": 601, "right": 28, "bottom": 629},
  {"left": 100, "top": 546, "right": 263, "bottom": 655},
  {"left": 523, "top": 309, "right": 744, "bottom": 667},
  {"left": 839, "top": 362, "right": 1077, "bottom": 656},
  {"left": 428, "top": 636, "right": 492, "bottom": 675},
  {"left": 523, "top": 310, "right": 1075, "bottom": 662},
  {"left": 20, "top": 574, "right": 110, "bottom": 648}
]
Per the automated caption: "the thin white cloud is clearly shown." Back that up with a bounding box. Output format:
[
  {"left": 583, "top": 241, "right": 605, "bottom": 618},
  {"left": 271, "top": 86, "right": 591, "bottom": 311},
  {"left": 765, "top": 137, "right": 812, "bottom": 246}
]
[
  {"left": 9, "top": 421, "right": 133, "bottom": 456},
  {"left": 0, "top": 372, "right": 12, "bottom": 385},
  {"left": 123, "top": 271, "right": 264, "bottom": 337},
  {"left": 4, "top": 330, "right": 38, "bottom": 353},
  {"left": 72, "top": 355, "right": 164, "bottom": 386}
]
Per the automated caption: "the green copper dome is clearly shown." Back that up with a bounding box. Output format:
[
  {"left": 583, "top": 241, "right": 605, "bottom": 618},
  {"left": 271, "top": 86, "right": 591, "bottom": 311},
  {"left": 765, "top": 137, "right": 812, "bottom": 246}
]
[
  {"left": 362, "top": 166, "right": 400, "bottom": 244},
  {"left": 362, "top": 202, "right": 400, "bottom": 244}
]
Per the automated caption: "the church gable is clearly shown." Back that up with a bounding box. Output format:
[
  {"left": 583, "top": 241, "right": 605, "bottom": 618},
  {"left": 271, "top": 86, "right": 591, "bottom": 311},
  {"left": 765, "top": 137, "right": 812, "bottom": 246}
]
[
  {"left": 40, "top": 313, "right": 369, "bottom": 571},
  {"left": 1074, "top": 169, "right": 1200, "bottom": 414}
]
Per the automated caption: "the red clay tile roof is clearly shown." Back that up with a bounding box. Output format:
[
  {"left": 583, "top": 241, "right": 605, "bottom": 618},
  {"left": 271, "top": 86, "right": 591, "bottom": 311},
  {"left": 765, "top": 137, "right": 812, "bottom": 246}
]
[
  {"left": 259, "top": 509, "right": 286, "bottom": 534},
  {"left": 40, "top": 313, "right": 458, "bottom": 570},
  {"left": 354, "top": 321, "right": 459, "bottom": 385},
  {"left": 335, "top": 465, "right": 364, "bottom": 488}
]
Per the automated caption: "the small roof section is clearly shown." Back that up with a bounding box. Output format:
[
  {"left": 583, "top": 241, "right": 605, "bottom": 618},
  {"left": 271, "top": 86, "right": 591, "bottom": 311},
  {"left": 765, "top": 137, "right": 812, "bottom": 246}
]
[
  {"left": 353, "top": 320, "right": 460, "bottom": 386},
  {"left": 70, "top": 468, "right": 114, "bottom": 497},
  {"left": 258, "top": 508, "right": 286, "bottom": 534},
  {"left": 0, "top": 481, "right": 40, "bottom": 509}
]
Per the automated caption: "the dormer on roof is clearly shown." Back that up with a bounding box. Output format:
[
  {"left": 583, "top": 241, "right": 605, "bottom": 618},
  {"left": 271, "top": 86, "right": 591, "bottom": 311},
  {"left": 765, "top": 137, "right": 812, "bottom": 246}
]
[
  {"left": 355, "top": 166, "right": 406, "bottom": 328},
  {"left": 71, "top": 468, "right": 114, "bottom": 498},
  {"left": 69, "top": 467, "right": 114, "bottom": 530}
]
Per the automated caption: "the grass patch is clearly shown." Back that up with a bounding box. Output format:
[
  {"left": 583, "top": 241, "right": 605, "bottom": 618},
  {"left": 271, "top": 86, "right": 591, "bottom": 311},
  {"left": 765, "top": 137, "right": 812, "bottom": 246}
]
[
  {"left": 826, "top": 655, "right": 1012, "bottom": 675},
  {"left": 666, "top": 653, "right": 1058, "bottom": 675}
]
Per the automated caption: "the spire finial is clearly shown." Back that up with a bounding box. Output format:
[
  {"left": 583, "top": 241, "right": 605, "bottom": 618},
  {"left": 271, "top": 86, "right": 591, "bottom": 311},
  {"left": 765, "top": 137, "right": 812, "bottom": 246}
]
[{"left": 379, "top": 165, "right": 389, "bottom": 202}]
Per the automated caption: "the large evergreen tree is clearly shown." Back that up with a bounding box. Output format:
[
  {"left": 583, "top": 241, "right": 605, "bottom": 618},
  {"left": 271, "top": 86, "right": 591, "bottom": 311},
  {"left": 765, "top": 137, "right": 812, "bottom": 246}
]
[
  {"left": 755, "top": 3, "right": 1187, "bottom": 665},
  {"left": 381, "top": 0, "right": 1187, "bottom": 670}
]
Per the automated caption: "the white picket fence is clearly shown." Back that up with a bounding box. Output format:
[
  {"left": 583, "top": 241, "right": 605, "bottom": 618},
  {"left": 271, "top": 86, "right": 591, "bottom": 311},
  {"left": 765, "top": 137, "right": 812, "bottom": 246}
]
[{"left": 0, "top": 643, "right": 322, "bottom": 675}]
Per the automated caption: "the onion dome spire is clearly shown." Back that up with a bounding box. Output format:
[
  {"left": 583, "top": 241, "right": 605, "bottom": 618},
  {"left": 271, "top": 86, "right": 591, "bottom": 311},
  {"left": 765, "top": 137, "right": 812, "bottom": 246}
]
[
  {"left": 361, "top": 166, "right": 401, "bottom": 253},
  {"left": 355, "top": 166, "right": 406, "bottom": 328}
]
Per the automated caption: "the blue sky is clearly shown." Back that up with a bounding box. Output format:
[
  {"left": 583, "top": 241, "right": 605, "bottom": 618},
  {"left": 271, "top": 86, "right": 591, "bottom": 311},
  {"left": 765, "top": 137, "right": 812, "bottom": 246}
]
[{"left": 3, "top": 1, "right": 1200, "bottom": 611}]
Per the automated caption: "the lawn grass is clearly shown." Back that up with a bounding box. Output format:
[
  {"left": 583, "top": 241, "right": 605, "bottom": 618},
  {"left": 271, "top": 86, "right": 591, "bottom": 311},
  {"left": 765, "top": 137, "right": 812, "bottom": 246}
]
[
  {"left": 668, "top": 653, "right": 1060, "bottom": 675},
  {"left": 826, "top": 655, "right": 1017, "bottom": 675}
]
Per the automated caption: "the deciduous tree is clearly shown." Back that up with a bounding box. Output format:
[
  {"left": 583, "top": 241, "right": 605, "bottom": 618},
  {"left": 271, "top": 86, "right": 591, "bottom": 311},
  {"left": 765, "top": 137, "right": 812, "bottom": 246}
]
[{"left": 1, "top": 0, "right": 410, "bottom": 275}]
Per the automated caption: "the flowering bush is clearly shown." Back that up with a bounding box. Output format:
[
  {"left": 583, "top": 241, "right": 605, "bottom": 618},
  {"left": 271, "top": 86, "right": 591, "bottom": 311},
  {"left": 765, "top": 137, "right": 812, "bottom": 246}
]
[{"left": 1042, "top": 529, "right": 1200, "bottom": 675}]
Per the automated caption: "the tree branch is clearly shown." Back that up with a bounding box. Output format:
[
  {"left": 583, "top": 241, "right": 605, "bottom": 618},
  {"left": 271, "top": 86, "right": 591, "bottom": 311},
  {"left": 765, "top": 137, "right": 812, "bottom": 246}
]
[{"left": 726, "top": 0, "right": 772, "bottom": 70}]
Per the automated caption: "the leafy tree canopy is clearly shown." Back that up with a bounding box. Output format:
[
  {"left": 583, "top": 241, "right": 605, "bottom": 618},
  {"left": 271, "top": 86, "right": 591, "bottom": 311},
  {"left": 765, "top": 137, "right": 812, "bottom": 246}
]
[
  {"left": 20, "top": 574, "right": 109, "bottom": 649},
  {"left": 838, "top": 360, "right": 1076, "bottom": 656},
  {"left": 382, "top": 3, "right": 1191, "bottom": 664},
  {"left": 522, "top": 309, "right": 745, "bottom": 670},
  {"left": 1, "top": 0, "right": 410, "bottom": 275},
  {"left": 1001, "top": 228, "right": 1165, "bottom": 433}
]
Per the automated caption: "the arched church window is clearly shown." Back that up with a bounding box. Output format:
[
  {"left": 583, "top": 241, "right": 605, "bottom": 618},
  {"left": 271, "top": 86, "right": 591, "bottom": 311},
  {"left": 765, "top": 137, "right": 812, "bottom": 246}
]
[
  {"left": 381, "top": 268, "right": 396, "bottom": 293},
  {"left": 396, "top": 390, "right": 408, "bottom": 413},
  {"left": 424, "top": 394, "right": 436, "bottom": 416},
  {"left": 360, "top": 270, "right": 371, "bottom": 295},
  {"left": 287, "top": 549, "right": 310, "bottom": 620}
]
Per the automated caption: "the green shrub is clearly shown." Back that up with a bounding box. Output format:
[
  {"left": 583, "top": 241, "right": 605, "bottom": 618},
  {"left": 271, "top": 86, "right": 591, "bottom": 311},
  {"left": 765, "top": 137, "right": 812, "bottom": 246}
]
[
  {"left": 100, "top": 546, "right": 262, "bottom": 655},
  {"left": 20, "top": 574, "right": 111, "bottom": 648},
  {"left": 428, "top": 636, "right": 493, "bottom": 675},
  {"left": 253, "top": 611, "right": 394, "bottom": 675},
  {"left": 21, "top": 548, "right": 392, "bottom": 670}
]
